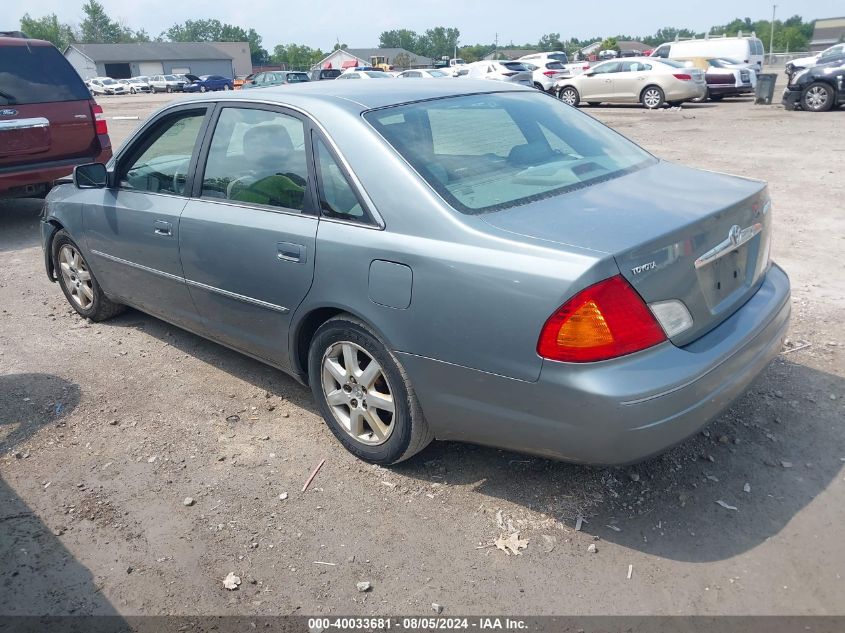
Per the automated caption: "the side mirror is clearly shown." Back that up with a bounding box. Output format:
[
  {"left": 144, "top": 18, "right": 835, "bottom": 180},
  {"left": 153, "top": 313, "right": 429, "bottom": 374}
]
[{"left": 73, "top": 162, "right": 108, "bottom": 189}]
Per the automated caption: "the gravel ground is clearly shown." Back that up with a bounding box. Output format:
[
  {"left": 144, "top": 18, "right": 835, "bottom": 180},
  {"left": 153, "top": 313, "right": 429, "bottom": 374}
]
[{"left": 1, "top": 85, "right": 844, "bottom": 618}]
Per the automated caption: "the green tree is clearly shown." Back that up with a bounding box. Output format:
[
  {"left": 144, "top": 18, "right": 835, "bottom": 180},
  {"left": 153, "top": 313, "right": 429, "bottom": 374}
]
[
  {"left": 20, "top": 13, "right": 77, "bottom": 49},
  {"left": 79, "top": 0, "right": 124, "bottom": 43},
  {"left": 164, "top": 19, "right": 268, "bottom": 64},
  {"left": 537, "top": 33, "right": 563, "bottom": 52},
  {"left": 599, "top": 37, "right": 619, "bottom": 52},
  {"left": 271, "top": 44, "right": 324, "bottom": 70},
  {"left": 379, "top": 29, "right": 420, "bottom": 52},
  {"left": 418, "top": 26, "right": 460, "bottom": 59}
]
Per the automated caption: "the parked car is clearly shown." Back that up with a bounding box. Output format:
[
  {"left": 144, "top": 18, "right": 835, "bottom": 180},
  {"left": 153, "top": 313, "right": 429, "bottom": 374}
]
[
  {"left": 243, "top": 71, "right": 310, "bottom": 88},
  {"left": 0, "top": 35, "right": 111, "bottom": 198},
  {"left": 651, "top": 35, "right": 765, "bottom": 69},
  {"left": 676, "top": 57, "right": 755, "bottom": 101},
  {"left": 125, "top": 76, "right": 151, "bottom": 93},
  {"left": 519, "top": 51, "right": 589, "bottom": 76},
  {"left": 39, "top": 81, "right": 789, "bottom": 466},
  {"left": 785, "top": 44, "right": 845, "bottom": 77},
  {"left": 782, "top": 60, "right": 845, "bottom": 112},
  {"left": 310, "top": 69, "right": 342, "bottom": 81},
  {"left": 396, "top": 69, "right": 451, "bottom": 79},
  {"left": 598, "top": 50, "right": 618, "bottom": 60},
  {"left": 183, "top": 74, "right": 234, "bottom": 92},
  {"left": 556, "top": 58, "right": 706, "bottom": 108},
  {"left": 148, "top": 74, "right": 186, "bottom": 93},
  {"left": 462, "top": 61, "right": 533, "bottom": 86},
  {"left": 334, "top": 70, "right": 393, "bottom": 80},
  {"left": 88, "top": 77, "right": 127, "bottom": 96},
  {"left": 520, "top": 60, "right": 572, "bottom": 92}
]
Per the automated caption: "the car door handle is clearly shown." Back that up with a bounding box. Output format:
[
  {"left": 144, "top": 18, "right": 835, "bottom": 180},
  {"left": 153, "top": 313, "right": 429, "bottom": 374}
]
[
  {"left": 277, "top": 241, "right": 305, "bottom": 263},
  {"left": 154, "top": 220, "right": 172, "bottom": 236}
]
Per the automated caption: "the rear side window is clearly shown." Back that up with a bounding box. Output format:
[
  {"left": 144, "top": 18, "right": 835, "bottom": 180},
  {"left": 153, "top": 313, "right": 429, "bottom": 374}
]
[
  {"left": 365, "top": 93, "right": 654, "bottom": 214},
  {"left": 0, "top": 44, "right": 90, "bottom": 105}
]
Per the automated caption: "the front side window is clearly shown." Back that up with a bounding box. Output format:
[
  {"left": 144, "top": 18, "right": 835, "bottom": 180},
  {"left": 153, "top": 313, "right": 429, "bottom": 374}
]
[
  {"left": 365, "top": 92, "right": 654, "bottom": 214},
  {"left": 200, "top": 107, "right": 309, "bottom": 212},
  {"left": 119, "top": 110, "right": 206, "bottom": 194},
  {"left": 314, "top": 139, "right": 368, "bottom": 223}
]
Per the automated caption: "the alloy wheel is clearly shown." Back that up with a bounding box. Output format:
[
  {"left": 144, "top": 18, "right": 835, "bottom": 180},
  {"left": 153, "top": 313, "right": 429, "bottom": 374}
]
[
  {"left": 559, "top": 88, "right": 578, "bottom": 106},
  {"left": 321, "top": 341, "right": 395, "bottom": 446},
  {"left": 804, "top": 85, "right": 829, "bottom": 110},
  {"left": 643, "top": 88, "right": 662, "bottom": 108},
  {"left": 58, "top": 245, "right": 94, "bottom": 310}
]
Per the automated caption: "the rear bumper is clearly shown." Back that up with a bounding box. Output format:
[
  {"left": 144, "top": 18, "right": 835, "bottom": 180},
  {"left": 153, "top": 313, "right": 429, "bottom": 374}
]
[
  {"left": 399, "top": 264, "right": 790, "bottom": 465},
  {"left": 710, "top": 83, "right": 755, "bottom": 96},
  {"left": 0, "top": 145, "right": 112, "bottom": 197},
  {"left": 665, "top": 83, "right": 707, "bottom": 101}
]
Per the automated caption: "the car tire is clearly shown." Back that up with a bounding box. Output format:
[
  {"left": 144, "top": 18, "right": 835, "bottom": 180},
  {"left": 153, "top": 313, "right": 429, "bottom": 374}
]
[
  {"left": 52, "top": 231, "right": 125, "bottom": 322},
  {"left": 587, "top": 101, "right": 601, "bottom": 106},
  {"left": 641, "top": 85, "right": 665, "bottom": 109},
  {"left": 557, "top": 86, "right": 580, "bottom": 106},
  {"left": 308, "top": 315, "right": 433, "bottom": 465},
  {"left": 200, "top": 85, "right": 207, "bottom": 93},
  {"left": 223, "top": 84, "right": 231, "bottom": 90},
  {"left": 802, "top": 82, "right": 834, "bottom": 112},
  {"left": 130, "top": 87, "right": 136, "bottom": 94},
  {"left": 709, "top": 94, "right": 724, "bottom": 101},
  {"left": 692, "top": 88, "right": 709, "bottom": 103},
  {"left": 166, "top": 86, "right": 172, "bottom": 93}
]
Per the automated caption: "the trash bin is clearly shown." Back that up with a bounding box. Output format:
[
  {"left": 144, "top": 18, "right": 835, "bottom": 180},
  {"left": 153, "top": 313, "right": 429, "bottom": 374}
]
[{"left": 755, "top": 73, "right": 777, "bottom": 105}]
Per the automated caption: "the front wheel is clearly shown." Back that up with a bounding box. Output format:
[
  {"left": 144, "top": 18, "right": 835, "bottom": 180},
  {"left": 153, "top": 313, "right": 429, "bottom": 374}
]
[
  {"left": 223, "top": 84, "right": 231, "bottom": 90},
  {"left": 52, "top": 231, "right": 125, "bottom": 322},
  {"left": 130, "top": 87, "right": 136, "bottom": 94},
  {"left": 802, "top": 82, "right": 834, "bottom": 112},
  {"left": 308, "top": 315, "right": 433, "bottom": 465},
  {"left": 641, "top": 85, "right": 665, "bottom": 109},
  {"left": 166, "top": 85, "right": 172, "bottom": 93},
  {"left": 200, "top": 85, "right": 207, "bottom": 93},
  {"left": 557, "top": 86, "right": 580, "bottom": 106}
]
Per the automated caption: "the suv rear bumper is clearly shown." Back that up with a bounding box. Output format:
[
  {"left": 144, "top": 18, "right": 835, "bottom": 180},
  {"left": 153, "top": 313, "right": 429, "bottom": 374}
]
[{"left": 0, "top": 145, "right": 112, "bottom": 197}]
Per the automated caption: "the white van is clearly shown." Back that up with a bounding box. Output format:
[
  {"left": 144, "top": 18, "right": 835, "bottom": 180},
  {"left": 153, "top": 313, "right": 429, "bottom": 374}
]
[{"left": 650, "top": 36, "right": 765, "bottom": 69}]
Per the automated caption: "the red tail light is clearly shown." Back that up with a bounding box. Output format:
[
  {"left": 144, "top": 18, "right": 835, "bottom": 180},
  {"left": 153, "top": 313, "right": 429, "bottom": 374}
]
[
  {"left": 537, "top": 275, "right": 666, "bottom": 362},
  {"left": 672, "top": 73, "right": 692, "bottom": 81},
  {"left": 582, "top": 64, "right": 590, "bottom": 70},
  {"left": 543, "top": 70, "right": 558, "bottom": 77},
  {"left": 90, "top": 100, "right": 108, "bottom": 135}
]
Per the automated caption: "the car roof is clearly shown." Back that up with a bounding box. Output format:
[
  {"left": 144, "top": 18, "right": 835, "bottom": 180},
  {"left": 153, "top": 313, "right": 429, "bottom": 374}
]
[
  {"left": 0, "top": 36, "right": 54, "bottom": 47},
  {"left": 176, "top": 79, "right": 530, "bottom": 114}
]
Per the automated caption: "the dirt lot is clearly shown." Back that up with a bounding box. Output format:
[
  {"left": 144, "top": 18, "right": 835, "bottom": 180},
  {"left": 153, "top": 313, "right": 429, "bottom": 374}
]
[{"left": 1, "top": 86, "right": 844, "bottom": 620}]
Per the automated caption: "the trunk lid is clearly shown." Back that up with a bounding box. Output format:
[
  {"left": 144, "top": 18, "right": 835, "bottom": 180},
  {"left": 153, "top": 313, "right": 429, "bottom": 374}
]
[{"left": 480, "top": 161, "right": 772, "bottom": 345}]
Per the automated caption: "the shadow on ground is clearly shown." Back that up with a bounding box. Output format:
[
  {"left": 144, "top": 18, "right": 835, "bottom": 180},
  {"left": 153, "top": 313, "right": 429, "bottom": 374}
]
[
  {"left": 98, "top": 308, "right": 845, "bottom": 564},
  {"left": 0, "top": 198, "right": 44, "bottom": 254}
]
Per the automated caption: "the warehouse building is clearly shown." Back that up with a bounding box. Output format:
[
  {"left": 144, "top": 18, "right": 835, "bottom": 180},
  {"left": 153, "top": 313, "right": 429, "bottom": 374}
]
[
  {"left": 313, "top": 47, "right": 432, "bottom": 71},
  {"left": 809, "top": 17, "right": 845, "bottom": 52},
  {"left": 64, "top": 41, "right": 252, "bottom": 79}
]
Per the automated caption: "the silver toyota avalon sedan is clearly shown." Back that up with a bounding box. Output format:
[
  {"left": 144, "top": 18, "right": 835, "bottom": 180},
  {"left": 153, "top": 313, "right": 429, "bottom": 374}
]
[{"left": 40, "top": 81, "right": 790, "bottom": 465}]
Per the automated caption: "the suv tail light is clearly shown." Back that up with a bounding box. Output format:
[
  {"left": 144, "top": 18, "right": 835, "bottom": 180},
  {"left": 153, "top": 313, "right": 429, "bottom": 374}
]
[
  {"left": 543, "top": 70, "right": 558, "bottom": 77},
  {"left": 537, "top": 276, "right": 666, "bottom": 362},
  {"left": 90, "top": 100, "right": 108, "bottom": 135},
  {"left": 672, "top": 73, "right": 692, "bottom": 81}
]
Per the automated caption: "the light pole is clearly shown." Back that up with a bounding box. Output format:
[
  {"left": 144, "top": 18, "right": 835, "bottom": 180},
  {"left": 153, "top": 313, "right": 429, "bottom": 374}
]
[{"left": 769, "top": 4, "right": 777, "bottom": 66}]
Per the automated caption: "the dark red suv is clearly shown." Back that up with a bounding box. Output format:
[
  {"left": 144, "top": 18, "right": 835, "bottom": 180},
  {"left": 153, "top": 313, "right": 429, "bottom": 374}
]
[{"left": 0, "top": 36, "right": 111, "bottom": 198}]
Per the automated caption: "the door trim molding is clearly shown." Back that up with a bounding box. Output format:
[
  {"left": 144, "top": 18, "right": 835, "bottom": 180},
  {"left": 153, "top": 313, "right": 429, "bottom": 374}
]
[{"left": 91, "top": 249, "right": 290, "bottom": 314}]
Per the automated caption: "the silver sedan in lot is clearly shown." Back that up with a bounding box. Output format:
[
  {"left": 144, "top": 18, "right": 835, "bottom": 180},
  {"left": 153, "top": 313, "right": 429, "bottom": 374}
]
[
  {"left": 556, "top": 58, "right": 707, "bottom": 108},
  {"left": 40, "top": 81, "right": 789, "bottom": 465}
]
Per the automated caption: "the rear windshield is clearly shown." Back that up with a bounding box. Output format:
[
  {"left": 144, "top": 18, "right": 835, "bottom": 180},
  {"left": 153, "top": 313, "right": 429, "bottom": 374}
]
[
  {"left": 546, "top": 61, "right": 566, "bottom": 70},
  {"left": 364, "top": 92, "right": 655, "bottom": 214},
  {"left": 287, "top": 73, "right": 309, "bottom": 82},
  {"left": 321, "top": 70, "right": 341, "bottom": 79},
  {"left": 547, "top": 53, "right": 569, "bottom": 63},
  {"left": 364, "top": 71, "right": 391, "bottom": 78},
  {"left": 500, "top": 62, "right": 528, "bottom": 71},
  {"left": 0, "top": 44, "right": 90, "bottom": 105}
]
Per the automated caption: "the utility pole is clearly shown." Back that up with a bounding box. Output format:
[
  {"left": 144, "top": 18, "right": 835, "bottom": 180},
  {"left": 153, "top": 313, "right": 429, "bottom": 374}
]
[{"left": 769, "top": 4, "right": 777, "bottom": 66}]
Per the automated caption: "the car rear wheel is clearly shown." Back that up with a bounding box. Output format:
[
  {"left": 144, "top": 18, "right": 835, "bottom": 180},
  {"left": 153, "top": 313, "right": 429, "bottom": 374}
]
[
  {"left": 166, "top": 86, "right": 172, "bottom": 93},
  {"left": 802, "top": 82, "right": 834, "bottom": 112},
  {"left": 223, "top": 84, "right": 231, "bottom": 90},
  {"left": 709, "top": 94, "right": 724, "bottom": 101},
  {"left": 558, "top": 86, "right": 580, "bottom": 106},
  {"left": 200, "top": 85, "right": 207, "bottom": 93},
  {"left": 692, "top": 88, "right": 709, "bottom": 103},
  {"left": 53, "top": 231, "right": 125, "bottom": 322},
  {"left": 308, "top": 315, "right": 433, "bottom": 465},
  {"left": 641, "top": 86, "right": 665, "bottom": 109}
]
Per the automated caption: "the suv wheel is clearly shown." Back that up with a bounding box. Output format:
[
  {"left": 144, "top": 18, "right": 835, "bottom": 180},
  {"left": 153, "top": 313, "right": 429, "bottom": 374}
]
[
  {"left": 802, "top": 82, "right": 834, "bottom": 112},
  {"left": 53, "top": 231, "right": 125, "bottom": 322},
  {"left": 308, "top": 315, "right": 433, "bottom": 465}
]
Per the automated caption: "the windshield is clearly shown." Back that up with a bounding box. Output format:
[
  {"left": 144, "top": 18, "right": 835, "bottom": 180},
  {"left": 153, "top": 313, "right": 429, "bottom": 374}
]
[
  {"left": 428, "top": 70, "right": 448, "bottom": 77},
  {"left": 364, "top": 71, "right": 391, "bottom": 78},
  {"left": 102, "top": 78, "right": 117, "bottom": 85},
  {"left": 164, "top": 75, "right": 178, "bottom": 81},
  {"left": 364, "top": 92, "right": 655, "bottom": 214}
]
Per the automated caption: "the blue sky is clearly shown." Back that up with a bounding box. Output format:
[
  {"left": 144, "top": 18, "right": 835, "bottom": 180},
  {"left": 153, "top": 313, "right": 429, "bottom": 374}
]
[{"left": 11, "top": 0, "right": 842, "bottom": 50}]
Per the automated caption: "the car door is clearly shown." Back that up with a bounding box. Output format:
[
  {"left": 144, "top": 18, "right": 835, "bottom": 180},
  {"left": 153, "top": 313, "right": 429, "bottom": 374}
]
[
  {"left": 612, "top": 61, "right": 651, "bottom": 100},
  {"left": 578, "top": 62, "right": 619, "bottom": 100},
  {"left": 83, "top": 104, "right": 211, "bottom": 328},
  {"left": 178, "top": 103, "right": 319, "bottom": 368}
]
